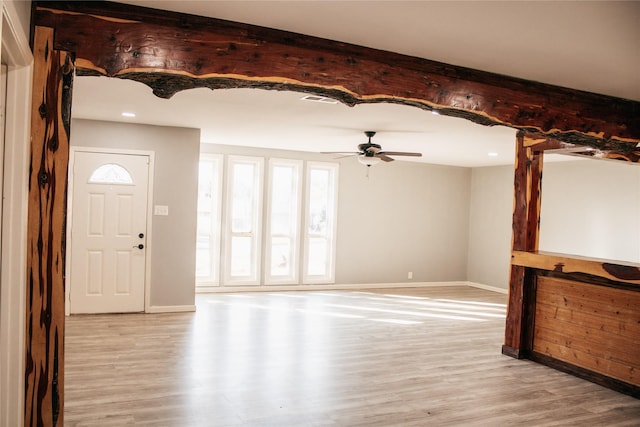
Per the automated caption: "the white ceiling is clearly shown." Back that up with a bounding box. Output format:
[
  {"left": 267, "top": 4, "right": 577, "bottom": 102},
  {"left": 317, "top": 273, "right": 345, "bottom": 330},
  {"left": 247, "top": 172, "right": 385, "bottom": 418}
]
[{"left": 71, "top": 1, "right": 639, "bottom": 167}]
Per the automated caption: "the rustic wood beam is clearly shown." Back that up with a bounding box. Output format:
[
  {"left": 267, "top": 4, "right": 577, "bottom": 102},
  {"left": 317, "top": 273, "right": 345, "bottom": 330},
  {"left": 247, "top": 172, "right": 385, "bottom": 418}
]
[
  {"left": 25, "top": 25, "right": 73, "bottom": 427},
  {"left": 521, "top": 132, "right": 640, "bottom": 163},
  {"left": 512, "top": 251, "right": 640, "bottom": 285},
  {"left": 503, "top": 131, "right": 544, "bottom": 358},
  {"left": 33, "top": 1, "right": 639, "bottom": 150},
  {"left": 600, "top": 150, "right": 640, "bottom": 163}
]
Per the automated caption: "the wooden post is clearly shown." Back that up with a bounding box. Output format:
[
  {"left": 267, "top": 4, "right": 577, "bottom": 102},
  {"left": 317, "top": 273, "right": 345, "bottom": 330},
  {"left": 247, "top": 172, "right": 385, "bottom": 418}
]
[
  {"left": 502, "top": 131, "right": 544, "bottom": 358},
  {"left": 25, "top": 26, "right": 74, "bottom": 427}
]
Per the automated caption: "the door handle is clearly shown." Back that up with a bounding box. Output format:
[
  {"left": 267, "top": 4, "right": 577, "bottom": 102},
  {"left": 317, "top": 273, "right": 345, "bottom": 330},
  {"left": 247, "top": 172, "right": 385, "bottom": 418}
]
[{"left": 133, "top": 244, "right": 144, "bottom": 249}]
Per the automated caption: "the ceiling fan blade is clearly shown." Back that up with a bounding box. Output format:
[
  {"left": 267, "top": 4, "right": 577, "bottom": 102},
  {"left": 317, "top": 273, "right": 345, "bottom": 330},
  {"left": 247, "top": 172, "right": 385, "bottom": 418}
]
[
  {"left": 379, "top": 151, "right": 422, "bottom": 157},
  {"left": 318, "top": 126, "right": 432, "bottom": 134},
  {"left": 320, "top": 152, "right": 360, "bottom": 160},
  {"left": 377, "top": 154, "right": 395, "bottom": 162}
]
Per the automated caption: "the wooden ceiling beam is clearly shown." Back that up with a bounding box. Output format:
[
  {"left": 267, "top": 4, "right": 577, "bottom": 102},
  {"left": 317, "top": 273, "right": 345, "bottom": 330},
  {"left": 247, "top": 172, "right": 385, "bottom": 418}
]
[
  {"left": 33, "top": 1, "right": 639, "bottom": 151},
  {"left": 520, "top": 131, "right": 640, "bottom": 163}
]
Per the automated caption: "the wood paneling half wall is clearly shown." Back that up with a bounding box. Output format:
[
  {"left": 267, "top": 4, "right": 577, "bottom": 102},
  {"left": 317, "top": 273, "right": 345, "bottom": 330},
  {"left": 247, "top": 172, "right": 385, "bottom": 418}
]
[{"left": 532, "top": 275, "right": 639, "bottom": 395}]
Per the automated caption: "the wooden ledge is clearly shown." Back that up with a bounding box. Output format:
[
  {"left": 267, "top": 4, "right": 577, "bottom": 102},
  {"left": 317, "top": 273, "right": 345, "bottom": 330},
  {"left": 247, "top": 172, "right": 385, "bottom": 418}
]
[{"left": 511, "top": 251, "right": 640, "bottom": 285}]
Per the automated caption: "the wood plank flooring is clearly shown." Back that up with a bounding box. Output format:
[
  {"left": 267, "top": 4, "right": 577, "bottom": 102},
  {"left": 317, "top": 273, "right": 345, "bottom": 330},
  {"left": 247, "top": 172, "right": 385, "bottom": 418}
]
[{"left": 64, "top": 286, "right": 640, "bottom": 426}]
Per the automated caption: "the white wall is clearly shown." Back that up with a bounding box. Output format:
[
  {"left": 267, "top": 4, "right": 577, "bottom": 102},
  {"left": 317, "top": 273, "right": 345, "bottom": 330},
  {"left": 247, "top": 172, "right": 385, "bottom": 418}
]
[
  {"left": 337, "top": 159, "right": 470, "bottom": 283},
  {"left": 201, "top": 143, "right": 472, "bottom": 285},
  {"left": 539, "top": 159, "right": 640, "bottom": 263},
  {"left": 71, "top": 119, "right": 200, "bottom": 308},
  {"left": 467, "top": 159, "right": 640, "bottom": 290},
  {"left": 2, "top": 0, "right": 30, "bottom": 43},
  {"left": 466, "top": 165, "right": 513, "bottom": 290}
]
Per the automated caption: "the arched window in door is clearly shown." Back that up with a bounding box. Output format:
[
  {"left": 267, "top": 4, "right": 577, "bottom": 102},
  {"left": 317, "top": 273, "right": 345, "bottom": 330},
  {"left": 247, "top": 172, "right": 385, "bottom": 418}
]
[{"left": 88, "top": 163, "right": 133, "bottom": 184}]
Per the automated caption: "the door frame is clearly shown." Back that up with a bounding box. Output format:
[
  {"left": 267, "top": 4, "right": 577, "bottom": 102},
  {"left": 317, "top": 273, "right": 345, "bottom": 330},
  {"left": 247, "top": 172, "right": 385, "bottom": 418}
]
[
  {"left": 66, "top": 146, "right": 156, "bottom": 315},
  {"left": 0, "top": 1, "right": 33, "bottom": 424}
]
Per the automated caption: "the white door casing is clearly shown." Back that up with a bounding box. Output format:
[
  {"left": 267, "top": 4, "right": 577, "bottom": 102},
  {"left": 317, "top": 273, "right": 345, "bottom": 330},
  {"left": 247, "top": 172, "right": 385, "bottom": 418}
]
[
  {"left": 69, "top": 149, "right": 152, "bottom": 313},
  {"left": 0, "top": 63, "right": 6, "bottom": 264},
  {"left": 0, "top": 3, "right": 34, "bottom": 423}
]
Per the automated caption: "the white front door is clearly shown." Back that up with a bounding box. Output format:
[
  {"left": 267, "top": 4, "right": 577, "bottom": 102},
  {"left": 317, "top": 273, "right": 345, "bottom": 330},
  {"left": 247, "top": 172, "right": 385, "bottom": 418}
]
[{"left": 70, "top": 151, "right": 150, "bottom": 313}]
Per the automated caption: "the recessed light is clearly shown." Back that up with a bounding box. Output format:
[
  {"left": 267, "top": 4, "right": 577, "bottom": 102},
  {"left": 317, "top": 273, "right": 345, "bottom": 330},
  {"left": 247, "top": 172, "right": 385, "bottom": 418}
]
[
  {"left": 431, "top": 110, "right": 440, "bottom": 115},
  {"left": 488, "top": 152, "right": 498, "bottom": 157},
  {"left": 121, "top": 112, "right": 136, "bottom": 118}
]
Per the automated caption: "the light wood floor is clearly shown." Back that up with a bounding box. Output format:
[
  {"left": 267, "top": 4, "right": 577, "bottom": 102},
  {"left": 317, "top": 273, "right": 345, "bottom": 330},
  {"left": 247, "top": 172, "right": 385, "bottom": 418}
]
[{"left": 65, "top": 286, "right": 640, "bottom": 426}]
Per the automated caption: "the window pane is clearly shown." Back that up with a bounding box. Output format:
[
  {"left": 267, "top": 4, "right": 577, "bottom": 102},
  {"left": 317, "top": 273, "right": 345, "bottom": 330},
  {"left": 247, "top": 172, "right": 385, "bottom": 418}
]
[
  {"left": 270, "top": 237, "right": 291, "bottom": 277},
  {"left": 231, "top": 236, "right": 252, "bottom": 276},
  {"left": 195, "top": 155, "right": 222, "bottom": 285},
  {"left": 231, "top": 163, "right": 255, "bottom": 233},
  {"left": 307, "top": 237, "right": 328, "bottom": 276},
  {"left": 197, "top": 212, "right": 211, "bottom": 234},
  {"left": 271, "top": 166, "right": 296, "bottom": 235},
  {"left": 89, "top": 163, "right": 133, "bottom": 184},
  {"left": 304, "top": 162, "right": 338, "bottom": 284},
  {"left": 197, "top": 161, "right": 214, "bottom": 212},
  {"left": 308, "top": 169, "right": 330, "bottom": 234},
  {"left": 265, "top": 160, "right": 301, "bottom": 285},
  {"left": 195, "top": 236, "right": 211, "bottom": 277},
  {"left": 225, "top": 156, "right": 263, "bottom": 285}
]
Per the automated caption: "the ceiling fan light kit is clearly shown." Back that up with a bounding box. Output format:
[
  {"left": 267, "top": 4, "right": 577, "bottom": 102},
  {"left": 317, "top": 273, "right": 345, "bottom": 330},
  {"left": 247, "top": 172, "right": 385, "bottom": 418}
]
[{"left": 357, "top": 154, "right": 382, "bottom": 167}]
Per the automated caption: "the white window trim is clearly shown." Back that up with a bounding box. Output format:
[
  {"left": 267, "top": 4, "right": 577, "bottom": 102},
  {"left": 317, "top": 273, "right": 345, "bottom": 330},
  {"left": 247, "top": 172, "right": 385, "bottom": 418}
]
[
  {"left": 264, "top": 158, "right": 303, "bottom": 285},
  {"left": 303, "top": 161, "right": 339, "bottom": 284},
  {"left": 196, "top": 153, "right": 223, "bottom": 288},
  {"left": 223, "top": 155, "right": 264, "bottom": 286}
]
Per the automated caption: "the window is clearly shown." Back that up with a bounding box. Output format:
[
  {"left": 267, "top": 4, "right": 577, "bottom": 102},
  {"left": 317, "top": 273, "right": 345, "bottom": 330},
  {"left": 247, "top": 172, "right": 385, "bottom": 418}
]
[
  {"left": 196, "top": 154, "right": 338, "bottom": 288},
  {"left": 224, "top": 156, "right": 264, "bottom": 285},
  {"left": 304, "top": 162, "right": 339, "bottom": 284},
  {"left": 265, "top": 159, "right": 302, "bottom": 284},
  {"left": 88, "top": 163, "right": 133, "bottom": 184},
  {"left": 195, "top": 154, "right": 223, "bottom": 286}
]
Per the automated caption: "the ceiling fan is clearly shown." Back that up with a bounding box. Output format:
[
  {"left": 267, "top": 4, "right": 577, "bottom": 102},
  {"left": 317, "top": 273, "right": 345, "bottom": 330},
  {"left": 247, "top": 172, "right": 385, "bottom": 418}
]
[{"left": 323, "top": 131, "right": 422, "bottom": 167}]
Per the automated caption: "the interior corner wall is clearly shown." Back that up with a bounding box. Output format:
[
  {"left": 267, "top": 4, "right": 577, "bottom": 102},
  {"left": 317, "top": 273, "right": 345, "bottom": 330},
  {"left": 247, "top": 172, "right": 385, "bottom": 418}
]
[
  {"left": 466, "top": 165, "right": 514, "bottom": 290},
  {"left": 71, "top": 119, "right": 200, "bottom": 307},
  {"left": 336, "top": 160, "right": 471, "bottom": 284},
  {"left": 467, "top": 159, "right": 640, "bottom": 291},
  {"left": 201, "top": 143, "right": 472, "bottom": 285},
  {"left": 539, "top": 159, "right": 640, "bottom": 263}
]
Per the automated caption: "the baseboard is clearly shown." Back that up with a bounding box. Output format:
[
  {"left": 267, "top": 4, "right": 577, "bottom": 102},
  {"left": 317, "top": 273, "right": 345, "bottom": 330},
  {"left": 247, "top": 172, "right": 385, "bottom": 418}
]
[
  {"left": 196, "top": 281, "right": 485, "bottom": 294},
  {"left": 465, "top": 281, "right": 508, "bottom": 294},
  {"left": 529, "top": 351, "right": 640, "bottom": 398},
  {"left": 146, "top": 305, "right": 196, "bottom": 313}
]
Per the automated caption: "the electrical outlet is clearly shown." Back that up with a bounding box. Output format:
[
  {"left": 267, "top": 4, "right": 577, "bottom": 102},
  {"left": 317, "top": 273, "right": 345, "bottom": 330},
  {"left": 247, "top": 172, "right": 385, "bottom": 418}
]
[{"left": 408, "top": 271, "right": 413, "bottom": 280}]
